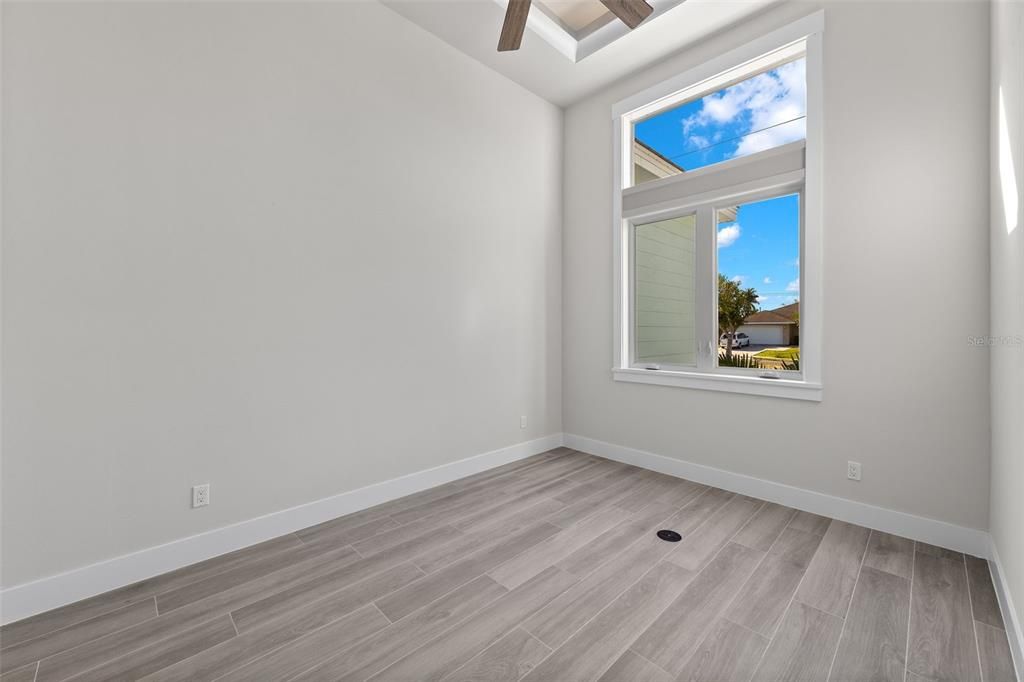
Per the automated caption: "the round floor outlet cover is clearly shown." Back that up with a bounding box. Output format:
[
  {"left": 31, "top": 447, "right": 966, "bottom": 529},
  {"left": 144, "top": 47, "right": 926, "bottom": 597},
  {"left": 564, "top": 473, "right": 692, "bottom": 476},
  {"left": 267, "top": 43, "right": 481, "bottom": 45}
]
[{"left": 656, "top": 529, "right": 682, "bottom": 542}]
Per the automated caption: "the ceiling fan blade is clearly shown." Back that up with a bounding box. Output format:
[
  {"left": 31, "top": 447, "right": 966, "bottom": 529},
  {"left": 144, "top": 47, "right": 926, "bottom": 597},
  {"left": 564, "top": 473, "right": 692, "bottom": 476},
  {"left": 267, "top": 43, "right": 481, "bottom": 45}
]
[
  {"left": 600, "top": 0, "right": 654, "bottom": 29},
  {"left": 498, "top": 0, "right": 532, "bottom": 52}
]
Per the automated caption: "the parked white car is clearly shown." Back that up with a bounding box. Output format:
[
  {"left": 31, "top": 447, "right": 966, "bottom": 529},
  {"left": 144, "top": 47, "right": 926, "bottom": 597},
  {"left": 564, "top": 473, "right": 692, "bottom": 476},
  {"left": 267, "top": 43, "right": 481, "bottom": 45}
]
[{"left": 719, "top": 332, "right": 750, "bottom": 348}]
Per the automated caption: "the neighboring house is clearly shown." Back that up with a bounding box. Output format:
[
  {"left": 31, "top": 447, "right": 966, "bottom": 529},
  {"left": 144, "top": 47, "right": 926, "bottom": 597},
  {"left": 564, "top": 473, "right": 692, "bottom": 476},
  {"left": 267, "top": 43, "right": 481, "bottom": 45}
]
[
  {"left": 633, "top": 139, "right": 684, "bottom": 184},
  {"left": 633, "top": 141, "right": 740, "bottom": 365},
  {"left": 738, "top": 301, "right": 800, "bottom": 346},
  {"left": 633, "top": 142, "right": 694, "bottom": 365}
]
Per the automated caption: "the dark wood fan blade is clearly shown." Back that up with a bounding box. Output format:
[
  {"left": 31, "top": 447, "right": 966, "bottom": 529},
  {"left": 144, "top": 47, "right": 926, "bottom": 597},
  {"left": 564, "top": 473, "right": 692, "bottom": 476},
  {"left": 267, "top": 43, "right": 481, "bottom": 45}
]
[
  {"left": 498, "top": 0, "right": 532, "bottom": 51},
  {"left": 600, "top": 0, "right": 654, "bottom": 29}
]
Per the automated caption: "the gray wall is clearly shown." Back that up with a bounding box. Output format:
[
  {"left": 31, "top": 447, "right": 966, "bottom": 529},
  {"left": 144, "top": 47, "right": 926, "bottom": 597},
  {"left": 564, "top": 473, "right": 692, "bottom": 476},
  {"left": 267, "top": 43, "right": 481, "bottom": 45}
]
[
  {"left": 990, "top": 0, "right": 1024, "bottom": 643},
  {"left": 563, "top": 1, "right": 992, "bottom": 530},
  {"left": 1, "top": 1, "right": 563, "bottom": 587}
]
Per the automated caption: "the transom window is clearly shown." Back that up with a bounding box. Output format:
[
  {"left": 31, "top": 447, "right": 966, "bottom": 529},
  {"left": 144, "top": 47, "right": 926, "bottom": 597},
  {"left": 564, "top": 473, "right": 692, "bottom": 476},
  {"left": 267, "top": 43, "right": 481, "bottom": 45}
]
[
  {"left": 630, "top": 57, "right": 807, "bottom": 184},
  {"left": 612, "top": 16, "right": 823, "bottom": 400}
]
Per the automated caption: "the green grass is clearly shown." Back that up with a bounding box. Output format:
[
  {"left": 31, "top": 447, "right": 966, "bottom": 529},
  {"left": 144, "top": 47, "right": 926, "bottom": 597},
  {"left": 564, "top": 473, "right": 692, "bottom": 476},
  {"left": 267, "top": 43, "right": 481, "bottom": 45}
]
[{"left": 753, "top": 348, "right": 800, "bottom": 360}]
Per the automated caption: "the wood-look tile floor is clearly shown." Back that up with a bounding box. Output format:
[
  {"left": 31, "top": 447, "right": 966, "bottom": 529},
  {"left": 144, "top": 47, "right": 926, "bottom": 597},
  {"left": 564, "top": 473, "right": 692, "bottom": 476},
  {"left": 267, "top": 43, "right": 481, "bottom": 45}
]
[{"left": 1, "top": 448, "right": 1018, "bottom": 681}]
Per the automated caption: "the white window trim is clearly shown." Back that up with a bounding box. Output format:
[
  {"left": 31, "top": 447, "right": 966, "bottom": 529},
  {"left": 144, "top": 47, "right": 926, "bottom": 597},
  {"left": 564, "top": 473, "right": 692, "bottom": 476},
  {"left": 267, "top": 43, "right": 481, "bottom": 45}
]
[{"left": 611, "top": 12, "right": 824, "bottom": 402}]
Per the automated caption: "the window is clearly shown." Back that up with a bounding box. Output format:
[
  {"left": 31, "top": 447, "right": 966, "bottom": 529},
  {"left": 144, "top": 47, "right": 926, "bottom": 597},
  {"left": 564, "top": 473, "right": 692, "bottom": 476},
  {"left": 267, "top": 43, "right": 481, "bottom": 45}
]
[
  {"left": 634, "top": 214, "right": 698, "bottom": 367},
  {"left": 631, "top": 57, "right": 807, "bottom": 186},
  {"left": 717, "top": 194, "right": 801, "bottom": 372},
  {"left": 612, "top": 15, "right": 823, "bottom": 400}
]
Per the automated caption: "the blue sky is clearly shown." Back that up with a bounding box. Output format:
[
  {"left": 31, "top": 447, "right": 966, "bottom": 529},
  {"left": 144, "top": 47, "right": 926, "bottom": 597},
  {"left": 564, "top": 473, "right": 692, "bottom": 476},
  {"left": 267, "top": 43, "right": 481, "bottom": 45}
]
[
  {"left": 635, "top": 58, "right": 805, "bottom": 311},
  {"left": 717, "top": 195, "right": 800, "bottom": 311}
]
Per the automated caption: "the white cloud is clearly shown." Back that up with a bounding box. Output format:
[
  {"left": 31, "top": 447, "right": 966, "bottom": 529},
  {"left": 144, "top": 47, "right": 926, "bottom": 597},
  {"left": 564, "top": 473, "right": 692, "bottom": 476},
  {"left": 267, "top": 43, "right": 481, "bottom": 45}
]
[
  {"left": 733, "top": 118, "right": 806, "bottom": 157},
  {"left": 717, "top": 224, "right": 741, "bottom": 248},
  {"left": 763, "top": 276, "right": 773, "bottom": 285},
  {"left": 687, "top": 134, "right": 710, "bottom": 151},
  {"left": 683, "top": 59, "right": 806, "bottom": 159},
  {"left": 786, "top": 279, "right": 800, "bottom": 292},
  {"left": 732, "top": 275, "right": 747, "bottom": 285}
]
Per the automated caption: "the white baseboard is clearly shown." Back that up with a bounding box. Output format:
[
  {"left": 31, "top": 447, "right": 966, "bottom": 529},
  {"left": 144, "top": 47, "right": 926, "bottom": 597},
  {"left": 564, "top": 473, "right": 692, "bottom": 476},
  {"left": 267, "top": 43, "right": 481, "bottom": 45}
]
[
  {"left": 0, "top": 434, "right": 564, "bottom": 625},
  {"left": 3, "top": 429, "right": 1012, "bottom": 645},
  {"left": 990, "top": 538, "right": 1024, "bottom": 681},
  {"left": 564, "top": 433, "right": 992, "bottom": 559}
]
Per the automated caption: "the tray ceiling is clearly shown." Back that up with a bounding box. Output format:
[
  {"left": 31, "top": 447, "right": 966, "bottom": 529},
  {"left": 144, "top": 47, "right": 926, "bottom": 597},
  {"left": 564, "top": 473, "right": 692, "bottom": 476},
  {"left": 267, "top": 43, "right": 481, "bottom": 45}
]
[{"left": 382, "top": 0, "right": 780, "bottom": 107}]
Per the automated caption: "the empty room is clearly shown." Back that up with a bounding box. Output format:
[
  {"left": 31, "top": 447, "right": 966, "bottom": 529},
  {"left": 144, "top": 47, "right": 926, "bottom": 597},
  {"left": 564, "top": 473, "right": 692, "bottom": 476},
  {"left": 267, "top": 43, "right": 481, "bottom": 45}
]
[{"left": 1, "top": 0, "right": 1022, "bottom": 679}]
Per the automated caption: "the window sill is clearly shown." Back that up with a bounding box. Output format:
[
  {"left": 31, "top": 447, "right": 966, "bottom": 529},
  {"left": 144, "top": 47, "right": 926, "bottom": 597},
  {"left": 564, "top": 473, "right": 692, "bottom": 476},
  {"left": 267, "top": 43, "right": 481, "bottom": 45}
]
[{"left": 612, "top": 367, "right": 823, "bottom": 401}]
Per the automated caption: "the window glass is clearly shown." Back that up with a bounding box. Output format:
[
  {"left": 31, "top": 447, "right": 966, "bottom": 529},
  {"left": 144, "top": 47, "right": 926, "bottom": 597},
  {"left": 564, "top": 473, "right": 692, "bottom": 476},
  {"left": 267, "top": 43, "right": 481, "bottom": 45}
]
[
  {"left": 631, "top": 58, "right": 806, "bottom": 185},
  {"left": 634, "top": 214, "right": 697, "bottom": 366},
  {"left": 716, "top": 194, "right": 800, "bottom": 371}
]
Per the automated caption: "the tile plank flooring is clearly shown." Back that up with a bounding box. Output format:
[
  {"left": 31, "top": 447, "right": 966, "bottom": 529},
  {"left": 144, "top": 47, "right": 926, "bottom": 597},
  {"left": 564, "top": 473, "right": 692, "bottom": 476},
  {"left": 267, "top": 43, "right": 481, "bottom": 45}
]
[{"left": 0, "top": 448, "right": 1017, "bottom": 681}]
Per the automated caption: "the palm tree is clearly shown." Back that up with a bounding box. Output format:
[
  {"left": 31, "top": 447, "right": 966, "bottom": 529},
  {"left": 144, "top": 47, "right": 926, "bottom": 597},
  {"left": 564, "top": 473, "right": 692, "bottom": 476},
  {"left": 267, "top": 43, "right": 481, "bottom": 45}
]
[
  {"left": 718, "top": 274, "right": 760, "bottom": 362},
  {"left": 790, "top": 305, "right": 800, "bottom": 345}
]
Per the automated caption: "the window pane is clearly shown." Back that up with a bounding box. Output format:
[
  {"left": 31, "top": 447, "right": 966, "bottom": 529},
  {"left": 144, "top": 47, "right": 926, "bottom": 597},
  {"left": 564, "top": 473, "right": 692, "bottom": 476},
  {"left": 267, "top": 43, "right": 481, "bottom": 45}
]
[
  {"left": 635, "top": 214, "right": 697, "bottom": 366},
  {"left": 716, "top": 194, "right": 800, "bottom": 371},
  {"left": 631, "top": 58, "right": 806, "bottom": 186}
]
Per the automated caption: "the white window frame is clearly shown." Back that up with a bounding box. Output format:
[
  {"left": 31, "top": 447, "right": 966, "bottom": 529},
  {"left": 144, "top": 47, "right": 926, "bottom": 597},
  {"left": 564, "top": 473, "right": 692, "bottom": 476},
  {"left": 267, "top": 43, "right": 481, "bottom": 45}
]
[{"left": 612, "top": 12, "right": 824, "bottom": 401}]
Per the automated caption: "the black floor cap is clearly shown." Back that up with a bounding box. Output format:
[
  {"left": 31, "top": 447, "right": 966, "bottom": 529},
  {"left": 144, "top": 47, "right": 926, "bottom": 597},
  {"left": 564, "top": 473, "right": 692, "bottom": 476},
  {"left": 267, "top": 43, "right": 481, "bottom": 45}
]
[{"left": 656, "top": 529, "right": 682, "bottom": 542}]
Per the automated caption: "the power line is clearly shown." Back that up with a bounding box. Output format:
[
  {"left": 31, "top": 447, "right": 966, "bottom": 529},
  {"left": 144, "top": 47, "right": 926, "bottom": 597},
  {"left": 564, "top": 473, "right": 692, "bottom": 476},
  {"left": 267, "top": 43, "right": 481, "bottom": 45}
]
[{"left": 657, "top": 114, "right": 807, "bottom": 164}]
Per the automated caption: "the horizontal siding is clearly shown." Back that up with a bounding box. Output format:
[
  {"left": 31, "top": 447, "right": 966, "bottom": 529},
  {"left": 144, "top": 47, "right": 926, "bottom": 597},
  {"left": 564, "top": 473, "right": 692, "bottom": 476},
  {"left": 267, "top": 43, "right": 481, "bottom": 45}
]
[
  {"left": 637, "top": 325, "right": 695, "bottom": 342},
  {"left": 635, "top": 216, "right": 696, "bottom": 366},
  {"left": 637, "top": 310, "right": 689, "bottom": 326}
]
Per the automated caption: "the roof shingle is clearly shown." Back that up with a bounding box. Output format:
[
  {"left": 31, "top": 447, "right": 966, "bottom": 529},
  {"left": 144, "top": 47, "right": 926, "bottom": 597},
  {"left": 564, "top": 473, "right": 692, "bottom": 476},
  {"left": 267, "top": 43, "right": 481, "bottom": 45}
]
[{"left": 743, "top": 301, "right": 799, "bottom": 325}]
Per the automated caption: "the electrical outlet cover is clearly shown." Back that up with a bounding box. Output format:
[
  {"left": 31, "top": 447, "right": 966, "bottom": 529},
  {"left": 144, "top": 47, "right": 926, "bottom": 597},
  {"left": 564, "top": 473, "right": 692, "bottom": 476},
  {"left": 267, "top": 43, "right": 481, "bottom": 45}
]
[
  {"left": 847, "top": 461, "right": 861, "bottom": 481},
  {"left": 192, "top": 484, "right": 210, "bottom": 508}
]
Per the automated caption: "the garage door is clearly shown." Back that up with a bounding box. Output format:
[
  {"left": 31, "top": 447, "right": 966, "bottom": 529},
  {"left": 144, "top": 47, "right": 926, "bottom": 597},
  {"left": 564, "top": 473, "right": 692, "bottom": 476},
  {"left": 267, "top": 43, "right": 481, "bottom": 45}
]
[{"left": 740, "top": 325, "right": 784, "bottom": 345}]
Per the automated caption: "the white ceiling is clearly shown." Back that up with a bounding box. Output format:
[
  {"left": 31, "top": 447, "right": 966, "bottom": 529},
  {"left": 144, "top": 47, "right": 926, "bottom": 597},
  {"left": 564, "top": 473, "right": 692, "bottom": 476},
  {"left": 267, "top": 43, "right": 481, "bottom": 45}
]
[
  {"left": 535, "top": 1, "right": 611, "bottom": 33},
  {"left": 382, "top": 0, "right": 779, "bottom": 107}
]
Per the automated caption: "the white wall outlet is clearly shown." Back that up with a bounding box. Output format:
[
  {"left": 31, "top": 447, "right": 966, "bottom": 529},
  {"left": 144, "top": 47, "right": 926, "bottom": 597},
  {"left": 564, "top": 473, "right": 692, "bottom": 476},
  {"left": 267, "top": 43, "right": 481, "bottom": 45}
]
[
  {"left": 847, "top": 461, "right": 862, "bottom": 481},
  {"left": 520, "top": 415, "right": 527, "bottom": 429},
  {"left": 192, "top": 483, "right": 210, "bottom": 508}
]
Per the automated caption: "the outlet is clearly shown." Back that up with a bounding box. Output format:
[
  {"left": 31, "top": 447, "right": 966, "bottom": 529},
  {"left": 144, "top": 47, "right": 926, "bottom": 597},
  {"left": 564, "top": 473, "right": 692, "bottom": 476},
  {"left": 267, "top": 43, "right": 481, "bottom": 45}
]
[
  {"left": 520, "top": 415, "right": 527, "bottom": 429},
  {"left": 192, "top": 483, "right": 210, "bottom": 508},
  {"left": 847, "top": 461, "right": 862, "bottom": 481}
]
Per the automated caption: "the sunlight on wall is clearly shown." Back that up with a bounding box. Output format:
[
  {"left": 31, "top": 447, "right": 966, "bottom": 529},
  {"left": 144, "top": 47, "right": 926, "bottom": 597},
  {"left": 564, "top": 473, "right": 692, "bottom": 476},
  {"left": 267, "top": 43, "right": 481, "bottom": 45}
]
[{"left": 998, "top": 87, "right": 1019, "bottom": 234}]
